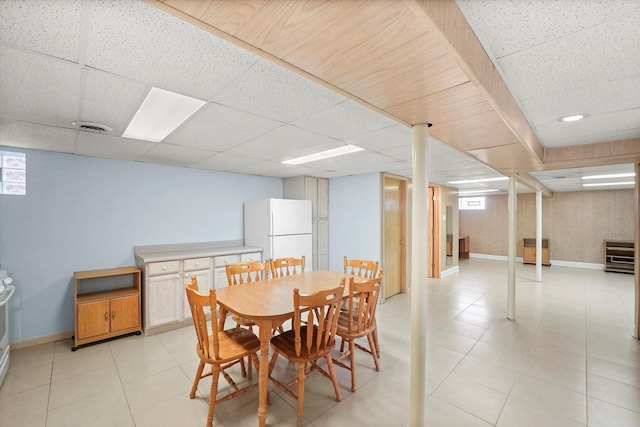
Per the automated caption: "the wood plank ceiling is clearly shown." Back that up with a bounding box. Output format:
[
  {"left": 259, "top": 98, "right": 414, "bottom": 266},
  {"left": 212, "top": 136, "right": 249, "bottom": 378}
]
[{"left": 147, "top": 0, "right": 640, "bottom": 183}]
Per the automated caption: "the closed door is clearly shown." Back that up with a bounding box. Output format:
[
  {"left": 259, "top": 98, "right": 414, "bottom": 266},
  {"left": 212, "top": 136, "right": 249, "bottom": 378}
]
[
  {"left": 383, "top": 175, "right": 406, "bottom": 298},
  {"left": 77, "top": 300, "right": 110, "bottom": 339}
]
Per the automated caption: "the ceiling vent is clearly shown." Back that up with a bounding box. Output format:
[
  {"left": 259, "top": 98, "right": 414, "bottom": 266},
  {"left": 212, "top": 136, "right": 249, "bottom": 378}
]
[{"left": 72, "top": 121, "right": 113, "bottom": 134}]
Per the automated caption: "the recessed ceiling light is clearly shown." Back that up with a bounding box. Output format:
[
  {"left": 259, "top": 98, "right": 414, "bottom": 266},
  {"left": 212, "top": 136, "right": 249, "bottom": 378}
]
[
  {"left": 123, "top": 87, "right": 206, "bottom": 142},
  {"left": 558, "top": 114, "right": 589, "bottom": 122},
  {"left": 582, "top": 172, "right": 635, "bottom": 180},
  {"left": 583, "top": 181, "right": 635, "bottom": 187},
  {"left": 281, "top": 144, "right": 364, "bottom": 165},
  {"left": 448, "top": 177, "right": 508, "bottom": 184}
]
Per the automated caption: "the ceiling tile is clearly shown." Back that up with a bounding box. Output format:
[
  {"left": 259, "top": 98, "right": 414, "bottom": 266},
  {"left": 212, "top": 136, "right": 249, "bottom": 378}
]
[
  {"left": 0, "top": 0, "right": 82, "bottom": 61},
  {"left": 164, "top": 103, "right": 283, "bottom": 151},
  {"left": 535, "top": 108, "right": 640, "bottom": 147},
  {"left": 522, "top": 74, "right": 640, "bottom": 127},
  {"left": 137, "top": 142, "right": 216, "bottom": 167},
  {"left": 229, "top": 160, "right": 315, "bottom": 178},
  {"left": 497, "top": 11, "right": 640, "bottom": 100},
  {"left": 224, "top": 125, "right": 337, "bottom": 161},
  {"left": 0, "top": 46, "right": 80, "bottom": 128},
  {"left": 76, "top": 132, "right": 155, "bottom": 161},
  {"left": 291, "top": 99, "right": 398, "bottom": 139},
  {"left": 189, "top": 152, "right": 260, "bottom": 172},
  {"left": 85, "top": 0, "right": 260, "bottom": 99},
  {"left": 344, "top": 124, "right": 412, "bottom": 151},
  {"left": 302, "top": 150, "right": 395, "bottom": 171},
  {"left": 212, "top": 58, "right": 346, "bottom": 123},
  {"left": 456, "top": 0, "right": 640, "bottom": 58},
  {"left": 81, "top": 69, "right": 148, "bottom": 135},
  {"left": 0, "top": 118, "right": 76, "bottom": 153}
]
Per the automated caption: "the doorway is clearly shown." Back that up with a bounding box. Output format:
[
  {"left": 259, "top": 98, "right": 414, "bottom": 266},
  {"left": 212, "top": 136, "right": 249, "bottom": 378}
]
[
  {"left": 427, "top": 186, "right": 440, "bottom": 278},
  {"left": 383, "top": 174, "right": 407, "bottom": 299}
]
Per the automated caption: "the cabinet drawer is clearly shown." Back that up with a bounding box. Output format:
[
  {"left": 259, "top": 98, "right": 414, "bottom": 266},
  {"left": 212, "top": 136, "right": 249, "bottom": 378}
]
[
  {"left": 240, "top": 252, "right": 261, "bottom": 262},
  {"left": 214, "top": 255, "right": 238, "bottom": 267},
  {"left": 148, "top": 261, "right": 180, "bottom": 276},
  {"left": 184, "top": 257, "right": 211, "bottom": 271}
]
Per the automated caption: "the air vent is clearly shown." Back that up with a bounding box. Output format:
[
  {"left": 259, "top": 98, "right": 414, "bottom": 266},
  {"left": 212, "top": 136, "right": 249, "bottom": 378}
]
[{"left": 72, "top": 121, "right": 113, "bottom": 134}]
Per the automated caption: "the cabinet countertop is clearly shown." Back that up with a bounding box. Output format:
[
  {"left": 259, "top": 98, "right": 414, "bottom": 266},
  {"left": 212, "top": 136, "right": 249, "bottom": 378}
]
[{"left": 134, "top": 244, "right": 262, "bottom": 264}]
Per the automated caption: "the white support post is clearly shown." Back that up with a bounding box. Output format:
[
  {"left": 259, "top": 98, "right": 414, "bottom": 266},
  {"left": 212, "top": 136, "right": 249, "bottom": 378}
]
[
  {"left": 508, "top": 175, "right": 517, "bottom": 320},
  {"left": 410, "top": 123, "right": 430, "bottom": 425},
  {"left": 536, "top": 190, "right": 543, "bottom": 283}
]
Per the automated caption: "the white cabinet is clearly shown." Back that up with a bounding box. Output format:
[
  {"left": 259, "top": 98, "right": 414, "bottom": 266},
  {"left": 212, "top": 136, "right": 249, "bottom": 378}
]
[
  {"left": 136, "top": 243, "right": 262, "bottom": 335},
  {"left": 284, "top": 176, "right": 329, "bottom": 270}
]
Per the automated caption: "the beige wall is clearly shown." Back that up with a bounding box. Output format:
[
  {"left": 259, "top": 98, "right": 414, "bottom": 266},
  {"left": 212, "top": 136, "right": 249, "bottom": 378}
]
[{"left": 459, "top": 189, "right": 635, "bottom": 263}]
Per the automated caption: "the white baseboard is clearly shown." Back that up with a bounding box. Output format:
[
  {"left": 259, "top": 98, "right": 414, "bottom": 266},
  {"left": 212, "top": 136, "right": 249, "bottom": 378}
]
[
  {"left": 441, "top": 265, "right": 460, "bottom": 278},
  {"left": 469, "top": 253, "right": 604, "bottom": 270}
]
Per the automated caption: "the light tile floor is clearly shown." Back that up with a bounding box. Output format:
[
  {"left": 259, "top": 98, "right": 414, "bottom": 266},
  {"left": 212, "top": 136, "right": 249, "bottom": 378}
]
[{"left": 1, "top": 258, "right": 639, "bottom": 426}]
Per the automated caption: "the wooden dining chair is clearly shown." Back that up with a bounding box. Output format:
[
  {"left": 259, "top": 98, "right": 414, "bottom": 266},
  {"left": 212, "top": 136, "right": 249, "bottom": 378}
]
[
  {"left": 185, "top": 277, "right": 261, "bottom": 427},
  {"left": 333, "top": 275, "right": 382, "bottom": 391},
  {"left": 270, "top": 256, "right": 305, "bottom": 277},
  {"left": 267, "top": 281, "right": 345, "bottom": 426},
  {"left": 225, "top": 260, "right": 270, "bottom": 376},
  {"left": 343, "top": 256, "right": 378, "bottom": 278}
]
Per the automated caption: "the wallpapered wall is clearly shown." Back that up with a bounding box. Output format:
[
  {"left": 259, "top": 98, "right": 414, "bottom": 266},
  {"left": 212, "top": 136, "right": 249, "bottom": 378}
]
[{"left": 459, "top": 189, "right": 635, "bottom": 264}]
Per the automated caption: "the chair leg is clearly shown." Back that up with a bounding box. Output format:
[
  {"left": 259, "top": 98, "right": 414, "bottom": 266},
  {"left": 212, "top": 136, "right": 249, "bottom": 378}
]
[
  {"left": 247, "top": 327, "right": 254, "bottom": 378},
  {"left": 325, "top": 355, "right": 343, "bottom": 402},
  {"left": 207, "top": 365, "right": 221, "bottom": 427},
  {"left": 349, "top": 339, "right": 357, "bottom": 392},
  {"left": 297, "top": 362, "right": 306, "bottom": 426},
  {"left": 367, "top": 332, "right": 380, "bottom": 371},
  {"left": 372, "top": 321, "right": 380, "bottom": 358},
  {"left": 190, "top": 360, "right": 206, "bottom": 398}
]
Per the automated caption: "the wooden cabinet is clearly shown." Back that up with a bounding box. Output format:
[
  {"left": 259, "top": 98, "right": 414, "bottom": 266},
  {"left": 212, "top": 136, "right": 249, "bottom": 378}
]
[
  {"left": 73, "top": 267, "right": 141, "bottom": 350},
  {"left": 522, "top": 238, "right": 550, "bottom": 266},
  {"left": 284, "top": 176, "right": 329, "bottom": 270},
  {"left": 459, "top": 236, "right": 469, "bottom": 259},
  {"left": 604, "top": 240, "right": 635, "bottom": 273}
]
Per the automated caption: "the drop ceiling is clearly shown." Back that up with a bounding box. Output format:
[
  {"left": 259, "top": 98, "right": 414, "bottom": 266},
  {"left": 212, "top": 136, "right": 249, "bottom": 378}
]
[{"left": 0, "top": 0, "right": 638, "bottom": 195}]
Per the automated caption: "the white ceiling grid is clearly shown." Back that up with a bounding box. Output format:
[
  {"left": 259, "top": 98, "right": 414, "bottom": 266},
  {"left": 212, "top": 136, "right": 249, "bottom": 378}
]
[{"left": 0, "top": 0, "right": 636, "bottom": 193}]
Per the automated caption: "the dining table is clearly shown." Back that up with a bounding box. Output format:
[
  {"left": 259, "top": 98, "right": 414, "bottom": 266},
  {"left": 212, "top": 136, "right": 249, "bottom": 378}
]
[{"left": 215, "top": 270, "right": 356, "bottom": 427}]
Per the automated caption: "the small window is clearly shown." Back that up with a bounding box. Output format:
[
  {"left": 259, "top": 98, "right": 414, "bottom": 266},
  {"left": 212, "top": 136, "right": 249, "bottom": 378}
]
[
  {"left": 0, "top": 151, "right": 26, "bottom": 195},
  {"left": 459, "top": 196, "right": 485, "bottom": 210}
]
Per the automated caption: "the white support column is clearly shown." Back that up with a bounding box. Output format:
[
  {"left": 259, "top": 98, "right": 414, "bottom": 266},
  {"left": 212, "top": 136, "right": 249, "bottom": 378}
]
[
  {"left": 634, "top": 163, "right": 639, "bottom": 340},
  {"left": 410, "top": 123, "right": 430, "bottom": 425},
  {"left": 507, "top": 175, "right": 517, "bottom": 320},
  {"left": 536, "top": 190, "right": 543, "bottom": 283}
]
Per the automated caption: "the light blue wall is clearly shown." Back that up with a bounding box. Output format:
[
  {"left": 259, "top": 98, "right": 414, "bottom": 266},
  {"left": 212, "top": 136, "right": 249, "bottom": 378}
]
[
  {"left": 328, "top": 173, "right": 381, "bottom": 271},
  {"left": 0, "top": 147, "right": 281, "bottom": 343}
]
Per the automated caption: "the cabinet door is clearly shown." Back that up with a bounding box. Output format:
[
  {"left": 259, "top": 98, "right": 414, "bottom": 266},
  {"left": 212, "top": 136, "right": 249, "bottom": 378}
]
[
  {"left": 316, "top": 178, "right": 329, "bottom": 218},
  {"left": 305, "top": 177, "right": 318, "bottom": 217},
  {"left": 111, "top": 295, "right": 140, "bottom": 332},
  {"left": 213, "top": 267, "right": 229, "bottom": 289},
  {"left": 77, "top": 300, "right": 110, "bottom": 340},
  {"left": 316, "top": 219, "right": 329, "bottom": 270},
  {"left": 147, "top": 273, "right": 182, "bottom": 328},
  {"left": 523, "top": 247, "right": 536, "bottom": 264},
  {"left": 183, "top": 269, "right": 212, "bottom": 318}
]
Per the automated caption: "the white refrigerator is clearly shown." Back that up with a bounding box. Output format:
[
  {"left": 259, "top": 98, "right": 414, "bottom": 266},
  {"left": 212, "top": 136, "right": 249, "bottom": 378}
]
[{"left": 244, "top": 198, "right": 313, "bottom": 272}]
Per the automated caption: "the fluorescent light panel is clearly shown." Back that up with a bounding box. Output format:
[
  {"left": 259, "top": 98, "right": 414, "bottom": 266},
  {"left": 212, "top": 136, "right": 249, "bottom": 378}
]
[
  {"left": 583, "top": 181, "right": 635, "bottom": 187},
  {"left": 123, "top": 87, "right": 206, "bottom": 142},
  {"left": 448, "top": 177, "right": 508, "bottom": 184},
  {"left": 582, "top": 173, "right": 635, "bottom": 180},
  {"left": 458, "top": 189, "right": 500, "bottom": 195},
  {"left": 282, "top": 144, "right": 364, "bottom": 165}
]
